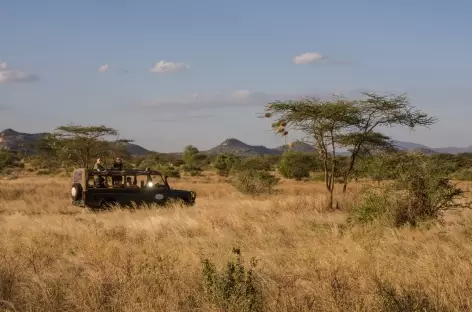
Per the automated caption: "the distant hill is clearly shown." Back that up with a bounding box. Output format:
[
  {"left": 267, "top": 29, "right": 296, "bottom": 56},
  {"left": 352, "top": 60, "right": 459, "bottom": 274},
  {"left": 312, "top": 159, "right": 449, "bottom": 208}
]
[
  {"left": 205, "top": 138, "right": 471, "bottom": 156},
  {"left": 122, "top": 143, "right": 151, "bottom": 156},
  {"left": 0, "top": 128, "right": 48, "bottom": 152},
  {"left": 274, "top": 141, "right": 316, "bottom": 153},
  {"left": 434, "top": 146, "right": 472, "bottom": 154},
  {"left": 391, "top": 140, "right": 439, "bottom": 155},
  {"left": 3, "top": 128, "right": 472, "bottom": 157},
  {"left": 0, "top": 128, "right": 151, "bottom": 156},
  {"left": 204, "top": 138, "right": 280, "bottom": 156}
]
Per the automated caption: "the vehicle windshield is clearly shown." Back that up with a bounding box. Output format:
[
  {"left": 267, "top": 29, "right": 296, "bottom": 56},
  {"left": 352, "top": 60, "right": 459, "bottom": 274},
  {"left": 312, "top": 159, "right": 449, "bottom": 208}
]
[{"left": 144, "top": 174, "right": 166, "bottom": 187}]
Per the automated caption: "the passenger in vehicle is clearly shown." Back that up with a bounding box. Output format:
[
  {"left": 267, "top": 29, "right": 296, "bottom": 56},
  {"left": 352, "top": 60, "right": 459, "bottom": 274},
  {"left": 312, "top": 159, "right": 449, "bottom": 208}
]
[
  {"left": 93, "top": 158, "right": 104, "bottom": 171},
  {"left": 95, "top": 177, "right": 108, "bottom": 188},
  {"left": 111, "top": 158, "right": 123, "bottom": 186},
  {"left": 112, "top": 157, "right": 123, "bottom": 170},
  {"left": 126, "top": 177, "right": 139, "bottom": 188},
  {"left": 93, "top": 158, "right": 104, "bottom": 185}
]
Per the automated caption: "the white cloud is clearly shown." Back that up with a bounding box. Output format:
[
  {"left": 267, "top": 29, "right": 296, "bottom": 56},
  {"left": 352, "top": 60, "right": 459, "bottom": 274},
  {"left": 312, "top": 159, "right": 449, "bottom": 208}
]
[
  {"left": 293, "top": 52, "right": 326, "bottom": 64},
  {"left": 231, "top": 90, "right": 250, "bottom": 99},
  {"left": 0, "top": 62, "right": 39, "bottom": 83},
  {"left": 98, "top": 64, "right": 109, "bottom": 72},
  {"left": 150, "top": 60, "right": 189, "bottom": 73}
]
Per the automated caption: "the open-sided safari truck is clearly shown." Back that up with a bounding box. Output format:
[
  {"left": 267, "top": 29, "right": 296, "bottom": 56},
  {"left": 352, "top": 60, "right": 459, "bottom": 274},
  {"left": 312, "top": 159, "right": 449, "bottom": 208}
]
[{"left": 71, "top": 168, "right": 196, "bottom": 209}]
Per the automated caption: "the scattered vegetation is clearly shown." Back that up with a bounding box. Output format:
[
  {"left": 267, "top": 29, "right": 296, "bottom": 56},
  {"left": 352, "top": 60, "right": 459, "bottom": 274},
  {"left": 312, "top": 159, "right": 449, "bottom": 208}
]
[{"left": 2, "top": 91, "right": 472, "bottom": 310}]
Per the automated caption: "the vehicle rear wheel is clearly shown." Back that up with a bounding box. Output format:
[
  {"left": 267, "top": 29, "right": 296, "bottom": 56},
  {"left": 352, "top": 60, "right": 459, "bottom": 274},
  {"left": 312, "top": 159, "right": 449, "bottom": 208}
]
[{"left": 71, "top": 183, "right": 83, "bottom": 201}]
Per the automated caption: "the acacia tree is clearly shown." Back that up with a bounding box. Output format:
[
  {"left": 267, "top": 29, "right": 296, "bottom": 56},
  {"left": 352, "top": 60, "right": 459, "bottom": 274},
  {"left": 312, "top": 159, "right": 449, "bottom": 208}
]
[
  {"left": 49, "top": 124, "right": 132, "bottom": 169},
  {"left": 263, "top": 92, "right": 436, "bottom": 209}
]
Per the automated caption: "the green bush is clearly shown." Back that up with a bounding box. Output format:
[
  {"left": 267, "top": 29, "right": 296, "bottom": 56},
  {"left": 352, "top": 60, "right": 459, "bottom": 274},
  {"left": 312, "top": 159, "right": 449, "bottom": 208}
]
[
  {"left": 234, "top": 156, "right": 273, "bottom": 172},
  {"left": 181, "top": 165, "right": 203, "bottom": 176},
  {"left": 348, "top": 189, "right": 390, "bottom": 225},
  {"left": 277, "top": 150, "right": 318, "bottom": 180},
  {"left": 230, "top": 169, "right": 279, "bottom": 195},
  {"left": 156, "top": 164, "right": 180, "bottom": 178},
  {"left": 349, "top": 152, "right": 465, "bottom": 227},
  {"left": 214, "top": 153, "right": 241, "bottom": 177},
  {"left": 0, "top": 150, "right": 19, "bottom": 170},
  {"left": 202, "top": 248, "right": 263, "bottom": 312}
]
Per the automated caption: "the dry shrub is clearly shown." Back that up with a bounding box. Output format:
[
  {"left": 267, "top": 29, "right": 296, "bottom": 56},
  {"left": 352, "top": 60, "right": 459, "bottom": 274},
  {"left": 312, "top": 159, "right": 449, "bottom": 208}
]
[
  {"left": 349, "top": 153, "right": 466, "bottom": 227},
  {"left": 230, "top": 170, "right": 280, "bottom": 195}
]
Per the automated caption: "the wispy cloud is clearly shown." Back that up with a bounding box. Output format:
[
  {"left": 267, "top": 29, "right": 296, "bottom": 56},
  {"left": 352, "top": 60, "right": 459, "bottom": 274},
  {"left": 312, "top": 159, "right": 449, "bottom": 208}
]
[
  {"left": 150, "top": 60, "right": 189, "bottom": 73},
  {"left": 136, "top": 90, "right": 320, "bottom": 111},
  {"left": 293, "top": 52, "right": 326, "bottom": 64},
  {"left": 0, "top": 62, "right": 39, "bottom": 83},
  {"left": 98, "top": 64, "right": 109, "bottom": 73},
  {"left": 135, "top": 89, "right": 385, "bottom": 112}
]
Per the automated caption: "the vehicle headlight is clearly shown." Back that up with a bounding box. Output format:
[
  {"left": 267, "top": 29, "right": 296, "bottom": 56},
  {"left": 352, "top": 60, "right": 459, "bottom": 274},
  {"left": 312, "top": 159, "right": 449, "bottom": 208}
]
[{"left": 147, "top": 181, "right": 153, "bottom": 187}]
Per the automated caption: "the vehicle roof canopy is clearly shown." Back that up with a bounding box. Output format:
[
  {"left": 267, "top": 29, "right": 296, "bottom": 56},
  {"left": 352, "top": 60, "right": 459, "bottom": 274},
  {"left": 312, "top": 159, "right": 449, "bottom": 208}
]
[{"left": 83, "top": 169, "right": 163, "bottom": 176}]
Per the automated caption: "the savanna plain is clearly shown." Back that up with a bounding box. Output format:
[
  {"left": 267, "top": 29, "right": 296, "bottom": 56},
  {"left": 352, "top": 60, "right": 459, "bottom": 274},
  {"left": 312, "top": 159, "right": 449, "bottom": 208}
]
[{"left": 1, "top": 172, "right": 472, "bottom": 312}]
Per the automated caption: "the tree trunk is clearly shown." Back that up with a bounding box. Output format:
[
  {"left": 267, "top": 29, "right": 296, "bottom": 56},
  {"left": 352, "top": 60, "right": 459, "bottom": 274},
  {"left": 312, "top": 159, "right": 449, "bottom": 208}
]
[
  {"left": 342, "top": 151, "right": 357, "bottom": 194},
  {"left": 328, "top": 187, "right": 334, "bottom": 210}
]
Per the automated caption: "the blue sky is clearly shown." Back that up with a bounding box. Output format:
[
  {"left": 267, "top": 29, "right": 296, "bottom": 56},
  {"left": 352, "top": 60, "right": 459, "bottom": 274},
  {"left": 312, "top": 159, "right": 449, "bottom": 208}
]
[{"left": 1, "top": 0, "right": 471, "bottom": 152}]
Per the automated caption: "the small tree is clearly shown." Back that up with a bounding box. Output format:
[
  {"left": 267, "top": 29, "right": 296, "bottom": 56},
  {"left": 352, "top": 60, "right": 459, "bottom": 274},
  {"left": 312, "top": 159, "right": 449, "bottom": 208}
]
[
  {"left": 262, "top": 92, "right": 436, "bottom": 209},
  {"left": 277, "top": 150, "right": 318, "bottom": 180},
  {"left": 48, "top": 124, "right": 131, "bottom": 169},
  {"left": 0, "top": 150, "right": 19, "bottom": 171},
  {"left": 214, "top": 153, "right": 241, "bottom": 176},
  {"left": 182, "top": 145, "right": 207, "bottom": 175}
]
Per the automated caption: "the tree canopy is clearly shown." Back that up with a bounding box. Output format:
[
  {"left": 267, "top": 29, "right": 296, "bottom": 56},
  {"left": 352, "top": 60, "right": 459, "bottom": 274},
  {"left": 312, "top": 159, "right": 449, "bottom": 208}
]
[{"left": 263, "top": 92, "right": 437, "bottom": 208}]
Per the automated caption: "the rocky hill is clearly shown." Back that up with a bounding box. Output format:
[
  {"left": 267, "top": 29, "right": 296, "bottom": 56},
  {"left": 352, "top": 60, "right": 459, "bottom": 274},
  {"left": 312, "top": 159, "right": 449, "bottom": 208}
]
[
  {"left": 204, "top": 138, "right": 280, "bottom": 155},
  {"left": 0, "top": 129, "right": 49, "bottom": 152},
  {"left": 0, "top": 128, "right": 151, "bottom": 156}
]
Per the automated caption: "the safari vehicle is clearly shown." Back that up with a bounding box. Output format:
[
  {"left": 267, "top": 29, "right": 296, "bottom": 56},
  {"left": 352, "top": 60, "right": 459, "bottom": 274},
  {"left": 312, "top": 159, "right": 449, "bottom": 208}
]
[{"left": 70, "top": 168, "right": 196, "bottom": 209}]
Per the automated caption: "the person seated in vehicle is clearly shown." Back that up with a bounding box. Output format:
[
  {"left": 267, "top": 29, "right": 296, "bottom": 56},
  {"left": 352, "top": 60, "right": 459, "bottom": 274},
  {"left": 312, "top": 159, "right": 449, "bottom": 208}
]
[
  {"left": 112, "top": 157, "right": 123, "bottom": 170},
  {"left": 95, "top": 176, "right": 108, "bottom": 188},
  {"left": 111, "top": 157, "right": 123, "bottom": 186},
  {"left": 125, "top": 177, "right": 139, "bottom": 188},
  {"left": 93, "top": 158, "right": 105, "bottom": 185},
  {"left": 112, "top": 176, "right": 123, "bottom": 187},
  {"left": 93, "top": 158, "right": 104, "bottom": 171}
]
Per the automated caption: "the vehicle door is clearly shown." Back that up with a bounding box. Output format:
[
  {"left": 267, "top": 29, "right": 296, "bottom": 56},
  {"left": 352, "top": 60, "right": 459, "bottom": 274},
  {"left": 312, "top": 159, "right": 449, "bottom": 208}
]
[{"left": 140, "top": 184, "right": 168, "bottom": 205}]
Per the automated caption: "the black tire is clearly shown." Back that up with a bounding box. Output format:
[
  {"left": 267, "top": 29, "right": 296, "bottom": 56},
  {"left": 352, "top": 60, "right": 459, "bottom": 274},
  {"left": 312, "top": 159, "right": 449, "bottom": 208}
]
[{"left": 71, "top": 183, "right": 83, "bottom": 201}]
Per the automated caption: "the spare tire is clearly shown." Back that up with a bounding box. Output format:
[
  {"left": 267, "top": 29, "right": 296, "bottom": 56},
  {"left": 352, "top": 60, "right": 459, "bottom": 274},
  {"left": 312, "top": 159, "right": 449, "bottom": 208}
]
[{"left": 71, "top": 183, "right": 83, "bottom": 201}]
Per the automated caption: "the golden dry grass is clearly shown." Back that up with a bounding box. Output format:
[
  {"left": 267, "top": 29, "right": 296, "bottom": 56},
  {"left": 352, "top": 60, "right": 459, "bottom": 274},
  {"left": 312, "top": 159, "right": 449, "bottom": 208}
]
[{"left": 1, "top": 172, "right": 472, "bottom": 311}]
